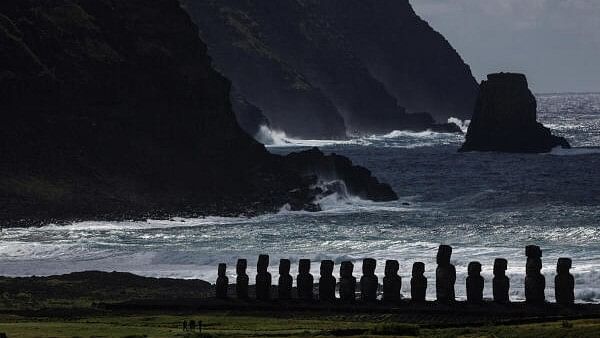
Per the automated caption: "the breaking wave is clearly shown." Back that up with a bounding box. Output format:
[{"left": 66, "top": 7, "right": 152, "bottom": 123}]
[{"left": 255, "top": 121, "right": 468, "bottom": 149}]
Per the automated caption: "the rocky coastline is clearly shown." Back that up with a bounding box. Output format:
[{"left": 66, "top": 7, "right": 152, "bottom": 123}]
[{"left": 0, "top": 0, "right": 396, "bottom": 228}]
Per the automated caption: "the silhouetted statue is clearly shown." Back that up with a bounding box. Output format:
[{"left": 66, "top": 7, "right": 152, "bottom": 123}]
[
  {"left": 278, "top": 259, "right": 293, "bottom": 300},
  {"left": 383, "top": 260, "right": 402, "bottom": 302},
  {"left": 297, "top": 259, "right": 314, "bottom": 301},
  {"left": 189, "top": 320, "right": 196, "bottom": 331},
  {"left": 216, "top": 263, "right": 229, "bottom": 299},
  {"left": 436, "top": 245, "right": 456, "bottom": 303},
  {"left": 319, "top": 260, "right": 336, "bottom": 301},
  {"left": 197, "top": 320, "right": 202, "bottom": 333},
  {"left": 466, "top": 261, "right": 484, "bottom": 303},
  {"left": 493, "top": 258, "right": 510, "bottom": 303},
  {"left": 183, "top": 320, "right": 188, "bottom": 331},
  {"left": 411, "top": 262, "right": 427, "bottom": 302},
  {"left": 256, "top": 254, "right": 272, "bottom": 300},
  {"left": 339, "top": 261, "right": 356, "bottom": 302},
  {"left": 525, "top": 245, "right": 545, "bottom": 304},
  {"left": 555, "top": 258, "right": 575, "bottom": 305},
  {"left": 360, "top": 258, "right": 378, "bottom": 302},
  {"left": 236, "top": 259, "right": 249, "bottom": 299}
]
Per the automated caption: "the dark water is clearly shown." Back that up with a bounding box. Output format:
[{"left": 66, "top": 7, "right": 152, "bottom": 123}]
[{"left": 1, "top": 93, "right": 599, "bottom": 302}]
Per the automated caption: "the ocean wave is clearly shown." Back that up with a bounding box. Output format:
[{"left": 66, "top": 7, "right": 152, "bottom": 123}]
[
  {"left": 255, "top": 125, "right": 370, "bottom": 147},
  {"left": 256, "top": 122, "right": 467, "bottom": 149}
]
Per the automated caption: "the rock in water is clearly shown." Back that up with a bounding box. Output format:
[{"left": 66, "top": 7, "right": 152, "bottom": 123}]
[
  {"left": 284, "top": 148, "right": 398, "bottom": 203},
  {"left": 460, "top": 73, "right": 570, "bottom": 153}
]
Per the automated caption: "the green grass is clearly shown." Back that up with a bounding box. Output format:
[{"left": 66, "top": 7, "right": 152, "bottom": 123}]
[{"left": 1, "top": 313, "right": 600, "bottom": 338}]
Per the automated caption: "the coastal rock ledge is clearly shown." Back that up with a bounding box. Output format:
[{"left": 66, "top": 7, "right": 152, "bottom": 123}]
[{"left": 460, "top": 73, "right": 570, "bottom": 153}]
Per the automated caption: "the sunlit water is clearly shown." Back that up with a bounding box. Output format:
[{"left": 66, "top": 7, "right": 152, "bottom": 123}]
[{"left": 1, "top": 93, "right": 599, "bottom": 303}]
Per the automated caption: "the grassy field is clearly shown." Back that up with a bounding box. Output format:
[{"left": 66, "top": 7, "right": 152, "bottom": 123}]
[{"left": 1, "top": 313, "right": 600, "bottom": 338}]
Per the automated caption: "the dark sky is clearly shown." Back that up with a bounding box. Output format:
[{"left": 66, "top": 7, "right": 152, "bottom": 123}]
[{"left": 411, "top": 0, "right": 600, "bottom": 93}]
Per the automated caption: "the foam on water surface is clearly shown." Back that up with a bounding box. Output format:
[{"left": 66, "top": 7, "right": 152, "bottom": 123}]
[{"left": 1, "top": 93, "right": 600, "bottom": 303}]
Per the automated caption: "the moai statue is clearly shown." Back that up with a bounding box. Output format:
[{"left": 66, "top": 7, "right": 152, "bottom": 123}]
[
  {"left": 436, "top": 245, "right": 456, "bottom": 303},
  {"left": 383, "top": 260, "right": 402, "bottom": 302},
  {"left": 555, "top": 258, "right": 575, "bottom": 305},
  {"left": 339, "top": 261, "right": 356, "bottom": 302},
  {"left": 525, "top": 245, "right": 545, "bottom": 304},
  {"left": 278, "top": 259, "right": 293, "bottom": 300},
  {"left": 256, "top": 254, "right": 272, "bottom": 301},
  {"left": 236, "top": 259, "right": 249, "bottom": 299},
  {"left": 297, "top": 259, "right": 314, "bottom": 301},
  {"left": 361, "top": 258, "right": 379, "bottom": 302},
  {"left": 216, "top": 263, "right": 229, "bottom": 299},
  {"left": 493, "top": 258, "right": 510, "bottom": 303},
  {"left": 319, "top": 260, "right": 336, "bottom": 301},
  {"left": 410, "top": 262, "right": 427, "bottom": 302},
  {"left": 466, "top": 261, "right": 484, "bottom": 304}
]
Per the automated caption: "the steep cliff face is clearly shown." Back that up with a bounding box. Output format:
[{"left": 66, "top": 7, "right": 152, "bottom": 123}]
[
  {"left": 181, "top": 0, "right": 476, "bottom": 137},
  {"left": 308, "top": 0, "right": 479, "bottom": 121},
  {"left": 181, "top": 0, "right": 346, "bottom": 139},
  {"left": 0, "top": 0, "right": 396, "bottom": 226},
  {"left": 460, "top": 73, "right": 570, "bottom": 153}
]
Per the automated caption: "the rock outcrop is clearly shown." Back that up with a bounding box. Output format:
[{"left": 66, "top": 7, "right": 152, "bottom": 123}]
[
  {"left": 285, "top": 148, "right": 398, "bottom": 203},
  {"left": 460, "top": 73, "right": 571, "bottom": 153},
  {"left": 0, "top": 0, "right": 396, "bottom": 227},
  {"left": 181, "top": 0, "right": 475, "bottom": 137},
  {"left": 307, "top": 0, "right": 479, "bottom": 122}
]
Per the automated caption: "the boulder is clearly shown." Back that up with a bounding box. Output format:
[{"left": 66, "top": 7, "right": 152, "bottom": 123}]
[
  {"left": 284, "top": 148, "right": 398, "bottom": 203},
  {"left": 461, "top": 73, "right": 570, "bottom": 153}
]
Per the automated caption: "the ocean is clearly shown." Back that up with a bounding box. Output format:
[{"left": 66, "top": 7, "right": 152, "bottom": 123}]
[{"left": 1, "top": 93, "right": 599, "bottom": 303}]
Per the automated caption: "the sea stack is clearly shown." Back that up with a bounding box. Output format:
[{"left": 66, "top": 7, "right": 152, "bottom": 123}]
[{"left": 460, "top": 73, "right": 570, "bottom": 153}]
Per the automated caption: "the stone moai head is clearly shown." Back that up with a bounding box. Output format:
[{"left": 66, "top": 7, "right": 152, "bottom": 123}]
[
  {"left": 362, "top": 258, "right": 376, "bottom": 275},
  {"left": 320, "top": 260, "right": 334, "bottom": 277},
  {"left": 557, "top": 258, "right": 572, "bottom": 274},
  {"left": 525, "top": 245, "right": 542, "bottom": 259},
  {"left": 526, "top": 257, "right": 542, "bottom": 275},
  {"left": 493, "top": 258, "right": 508, "bottom": 276},
  {"left": 299, "top": 259, "right": 311, "bottom": 274},
  {"left": 340, "top": 261, "right": 354, "bottom": 278},
  {"left": 385, "top": 260, "right": 399, "bottom": 277},
  {"left": 437, "top": 245, "right": 452, "bottom": 266},
  {"left": 412, "top": 262, "right": 425, "bottom": 276},
  {"left": 218, "top": 263, "right": 227, "bottom": 277},
  {"left": 279, "top": 259, "right": 291, "bottom": 275},
  {"left": 468, "top": 262, "right": 482, "bottom": 276},
  {"left": 257, "top": 254, "right": 269, "bottom": 273},
  {"left": 236, "top": 259, "right": 247, "bottom": 275}
]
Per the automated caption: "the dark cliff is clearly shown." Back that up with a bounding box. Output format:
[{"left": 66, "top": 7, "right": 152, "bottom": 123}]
[
  {"left": 460, "top": 73, "right": 571, "bottom": 153},
  {"left": 308, "top": 0, "right": 479, "bottom": 121},
  {"left": 0, "top": 0, "right": 396, "bottom": 226},
  {"left": 181, "top": 0, "right": 475, "bottom": 137}
]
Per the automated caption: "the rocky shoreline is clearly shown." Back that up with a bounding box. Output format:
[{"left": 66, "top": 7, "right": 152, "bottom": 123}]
[{"left": 0, "top": 0, "right": 396, "bottom": 228}]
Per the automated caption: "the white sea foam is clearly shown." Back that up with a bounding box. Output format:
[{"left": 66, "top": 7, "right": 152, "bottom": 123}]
[
  {"left": 448, "top": 117, "right": 470, "bottom": 133},
  {"left": 255, "top": 123, "right": 465, "bottom": 149},
  {"left": 255, "top": 125, "right": 369, "bottom": 147}
]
